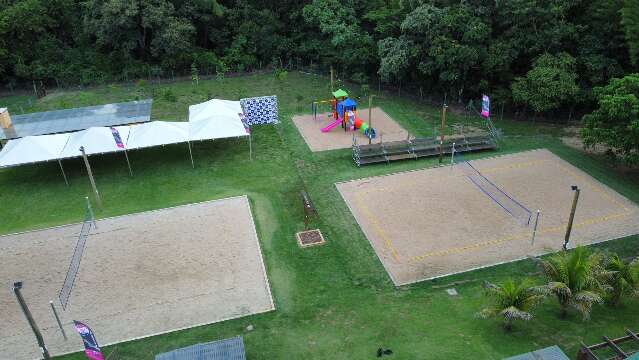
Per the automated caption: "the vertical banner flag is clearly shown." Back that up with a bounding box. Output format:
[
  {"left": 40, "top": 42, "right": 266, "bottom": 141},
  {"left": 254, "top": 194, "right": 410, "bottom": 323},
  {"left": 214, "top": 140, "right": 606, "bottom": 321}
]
[
  {"left": 110, "top": 127, "right": 124, "bottom": 148},
  {"left": 73, "top": 321, "right": 105, "bottom": 360},
  {"left": 481, "top": 95, "right": 490, "bottom": 118}
]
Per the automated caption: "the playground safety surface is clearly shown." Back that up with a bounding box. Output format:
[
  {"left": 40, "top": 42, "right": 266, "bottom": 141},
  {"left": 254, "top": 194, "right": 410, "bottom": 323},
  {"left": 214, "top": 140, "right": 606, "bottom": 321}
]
[
  {"left": 336, "top": 149, "right": 639, "bottom": 286},
  {"left": 0, "top": 195, "right": 274, "bottom": 360},
  {"left": 292, "top": 107, "right": 408, "bottom": 152}
]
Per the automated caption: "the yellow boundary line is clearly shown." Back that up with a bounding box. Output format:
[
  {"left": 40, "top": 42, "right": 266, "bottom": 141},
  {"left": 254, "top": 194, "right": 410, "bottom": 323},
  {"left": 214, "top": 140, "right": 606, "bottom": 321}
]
[
  {"left": 352, "top": 153, "right": 635, "bottom": 264},
  {"left": 354, "top": 191, "right": 401, "bottom": 262}
]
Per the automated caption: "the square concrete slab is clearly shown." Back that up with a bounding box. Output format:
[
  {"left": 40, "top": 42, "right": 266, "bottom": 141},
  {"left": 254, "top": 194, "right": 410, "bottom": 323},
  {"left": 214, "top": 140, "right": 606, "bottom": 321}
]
[
  {"left": 0, "top": 196, "right": 274, "bottom": 360},
  {"left": 336, "top": 149, "right": 639, "bottom": 286},
  {"left": 292, "top": 107, "right": 408, "bottom": 152}
]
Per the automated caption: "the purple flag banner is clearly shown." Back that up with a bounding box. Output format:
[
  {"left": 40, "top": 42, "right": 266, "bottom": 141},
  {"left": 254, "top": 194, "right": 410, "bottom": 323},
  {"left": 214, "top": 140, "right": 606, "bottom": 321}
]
[
  {"left": 73, "top": 321, "right": 105, "bottom": 360},
  {"left": 481, "top": 95, "right": 490, "bottom": 118},
  {"left": 110, "top": 127, "right": 124, "bottom": 148}
]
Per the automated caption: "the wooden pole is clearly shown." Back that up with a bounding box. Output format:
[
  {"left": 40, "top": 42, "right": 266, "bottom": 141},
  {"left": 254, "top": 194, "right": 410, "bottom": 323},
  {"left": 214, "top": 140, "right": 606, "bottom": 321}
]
[
  {"left": 49, "top": 301, "right": 67, "bottom": 340},
  {"left": 563, "top": 186, "right": 580, "bottom": 251},
  {"left": 80, "top": 146, "right": 102, "bottom": 208},
  {"left": 187, "top": 141, "right": 194, "bottom": 168},
  {"left": 123, "top": 150, "right": 133, "bottom": 176},
  {"left": 58, "top": 160, "right": 69, "bottom": 186},
  {"left": 13, "top": 282, "right": 51, "bottom": 359},
  {"left": 368, "top": 95, "right": 374, "bottom": 145},
  {"left": 439, "top": 104, "right": 448, "bottom": 164}
]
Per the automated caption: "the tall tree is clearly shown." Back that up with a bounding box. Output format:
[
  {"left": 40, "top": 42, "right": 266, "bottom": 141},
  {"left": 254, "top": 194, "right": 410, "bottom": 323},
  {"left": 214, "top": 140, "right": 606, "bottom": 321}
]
[
  {"left": 82, "top": 0, "right": 194, "bottom": 66},
  {"left": 621, "top": 0, "right": 639, "bottom": 67},
  {"left": 511, "top": 52, "right": 580, "bottom": 113},
  {"left": 397, "top": 3, "right": 489, "bottom": 99},
  {"left": 582, "top": 73, "right": 639, "bottom": 165}
]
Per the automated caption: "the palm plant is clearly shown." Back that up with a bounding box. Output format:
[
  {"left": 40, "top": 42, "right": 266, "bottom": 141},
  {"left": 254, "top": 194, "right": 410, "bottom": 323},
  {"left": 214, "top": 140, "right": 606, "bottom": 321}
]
[
  {"left": 604, "top": 254, "right": 639, "bottom": 306},
  {"left": 477, "top": 278, "right": 544, "bottom": 331},
  {"left": 536, "top": 246, "right": 609, "bottom": 319}
]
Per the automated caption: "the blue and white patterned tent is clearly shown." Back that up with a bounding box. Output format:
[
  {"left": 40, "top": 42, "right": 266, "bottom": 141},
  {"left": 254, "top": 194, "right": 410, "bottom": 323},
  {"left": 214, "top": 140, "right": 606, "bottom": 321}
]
[{"left": 240, "top": 96, "right": 278, "bottom": 126}]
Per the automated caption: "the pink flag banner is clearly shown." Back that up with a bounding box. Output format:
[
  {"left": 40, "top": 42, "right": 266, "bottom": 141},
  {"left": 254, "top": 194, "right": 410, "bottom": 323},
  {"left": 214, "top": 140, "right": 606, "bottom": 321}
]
[
  {"left": 110, "top": 127, "right": 125, "bottom": 148},
  {"left": 73, "top": 321, "right": 105, "bottom": 360},
  {"left": 481, "top": 95, "right": 490, "bottom": 118}
]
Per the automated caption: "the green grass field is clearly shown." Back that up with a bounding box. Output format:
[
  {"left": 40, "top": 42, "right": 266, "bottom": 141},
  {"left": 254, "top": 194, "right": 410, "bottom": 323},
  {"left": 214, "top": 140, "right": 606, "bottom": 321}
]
[{"left": 1, "top": 72, "right": 638, "bottom": 359}]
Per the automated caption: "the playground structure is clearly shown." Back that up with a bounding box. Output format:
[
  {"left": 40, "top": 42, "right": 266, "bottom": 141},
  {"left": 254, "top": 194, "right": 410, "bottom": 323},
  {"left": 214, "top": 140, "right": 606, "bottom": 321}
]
[{"left": 312, "top": 89, "right": 377, "bottom": 139}]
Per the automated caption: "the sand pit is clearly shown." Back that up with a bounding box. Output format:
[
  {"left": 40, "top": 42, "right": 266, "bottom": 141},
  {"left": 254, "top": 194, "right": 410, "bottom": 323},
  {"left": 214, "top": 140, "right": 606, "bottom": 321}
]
[
  {"left": 336, "top": 149, "right": 639, "bottom": 286},
  {"left": 0, "top": 196, "right": 274, "bottom": 360},
  {"left": 292, "top": 107, "right": 408, "bottom": 152}
]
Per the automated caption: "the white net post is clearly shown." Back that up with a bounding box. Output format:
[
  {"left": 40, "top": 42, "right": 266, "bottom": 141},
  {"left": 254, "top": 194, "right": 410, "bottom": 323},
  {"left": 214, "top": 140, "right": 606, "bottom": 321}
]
[{"left": 530, "top": 210, "right": 541, "bottom": 245}]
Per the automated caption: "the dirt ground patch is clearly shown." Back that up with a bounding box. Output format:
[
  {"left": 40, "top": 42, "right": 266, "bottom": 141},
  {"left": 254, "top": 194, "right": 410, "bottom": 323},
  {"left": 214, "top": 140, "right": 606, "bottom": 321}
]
[
  {"left": 336, "top": 149, "right": 639, "bottom": 286},
  {"left": 0, "top": 196, "right": 274, "bottom": 360},
  {"left": 292, "top": 107, "right": 408, "bottom": 152}
]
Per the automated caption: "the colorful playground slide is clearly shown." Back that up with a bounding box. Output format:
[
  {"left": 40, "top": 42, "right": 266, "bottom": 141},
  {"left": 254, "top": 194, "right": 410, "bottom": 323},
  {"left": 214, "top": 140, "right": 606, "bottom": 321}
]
[{"left": 321, "top": 118, "right": 342, "bottom": 133}]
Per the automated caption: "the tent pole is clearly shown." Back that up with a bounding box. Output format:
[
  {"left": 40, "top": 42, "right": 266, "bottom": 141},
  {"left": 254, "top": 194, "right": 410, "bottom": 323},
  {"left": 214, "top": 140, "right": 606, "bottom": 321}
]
[
  {"left": 124, "top": 150, "right": 133, "bottom": 176},
  {"left": 58, "top": 160, "right": 69, "bottom": 186},
  {"left": 187, "top": 141, "right": 194, "bottom": 168},
  {"left": 249, "top": 134, "right": 252, "bottom": 161}
]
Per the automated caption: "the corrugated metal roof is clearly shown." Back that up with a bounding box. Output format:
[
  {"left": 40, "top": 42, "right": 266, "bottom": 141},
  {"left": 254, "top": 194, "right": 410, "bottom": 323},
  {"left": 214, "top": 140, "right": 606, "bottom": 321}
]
[
  {"left": 504, "top": 345, "right": 570, "bottom": 360},
  {"left": 155, "top": 336, "right": 246, "bottom": 360}
]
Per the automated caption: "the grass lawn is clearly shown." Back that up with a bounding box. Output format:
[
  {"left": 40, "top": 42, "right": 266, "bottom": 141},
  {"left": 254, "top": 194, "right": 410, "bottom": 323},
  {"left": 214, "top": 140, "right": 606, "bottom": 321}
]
[{"left": 1, "top": 72, "right": 638, "bottom": 360}]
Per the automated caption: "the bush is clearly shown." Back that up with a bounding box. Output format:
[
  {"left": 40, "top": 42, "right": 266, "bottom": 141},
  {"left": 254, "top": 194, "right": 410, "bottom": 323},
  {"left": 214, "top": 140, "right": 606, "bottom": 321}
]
[
  {"left": 275, "top": 68, "right": 288, "bottom": 81},
  {"left": 162, "top": 88, "right": 177, "bottom": 102}
]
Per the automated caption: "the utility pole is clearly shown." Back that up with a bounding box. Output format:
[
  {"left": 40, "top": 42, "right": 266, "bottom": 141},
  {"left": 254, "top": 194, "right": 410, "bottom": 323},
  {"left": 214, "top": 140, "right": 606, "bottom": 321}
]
[
  {"left": 80, "top": 146, "right": 102, "bottom": 208},
  {"left": 368, "top": 95, "right": 375, "bottom": 145},
  {"left": 563, "top": 186, "right": 581, "bottom": 251},
  {"left": 438, "top": 104, "right": 448, "bottom": 163},
  {"left": 13, "top": 282, "right": 51, "bottom": 359}
]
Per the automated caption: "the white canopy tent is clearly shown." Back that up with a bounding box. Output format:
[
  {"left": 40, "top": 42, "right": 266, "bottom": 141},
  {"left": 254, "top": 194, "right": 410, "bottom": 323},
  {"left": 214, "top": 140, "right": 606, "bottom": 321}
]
[
  {"left": 59, "top": 126, "right": 130, "bottom": 158},
  {"left": 59, "top": 126, "right": 133, "bottom": 176},
  {"left": 0, "top": 133, "right": 70, "bottom": 167},
  {"left": 188, "top": 99, "right": 243, "bottom": 122},
  {"left": 188, "top": 99, "right": 251, "bottom": 161},
  {"left": 127, "top": 121, "right": 194, "bottom": 167},
  {"left": 0, "top": 99, "right": 255, "bottom": 185},
  {"left": 0, "top": 133, "right": 72, "bottom": 184}
]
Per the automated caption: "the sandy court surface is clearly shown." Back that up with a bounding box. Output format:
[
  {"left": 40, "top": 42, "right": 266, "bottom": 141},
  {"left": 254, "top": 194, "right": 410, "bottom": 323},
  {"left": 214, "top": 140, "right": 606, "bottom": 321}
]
[
  {"left": 0, "top": 196, "right": 274, "bottom": 360},
  {"left": 292, "top": 107, "right": 408, "bottom": 152},
  {"left": 336, "top": 149, "right": 639, "bottom": 286}
]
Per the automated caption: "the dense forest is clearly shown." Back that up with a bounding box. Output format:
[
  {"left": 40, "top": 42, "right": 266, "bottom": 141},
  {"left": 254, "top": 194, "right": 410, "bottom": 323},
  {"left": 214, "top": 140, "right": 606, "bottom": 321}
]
[{"left": 0, "top": 0, "right": 638, "bottom": 162}]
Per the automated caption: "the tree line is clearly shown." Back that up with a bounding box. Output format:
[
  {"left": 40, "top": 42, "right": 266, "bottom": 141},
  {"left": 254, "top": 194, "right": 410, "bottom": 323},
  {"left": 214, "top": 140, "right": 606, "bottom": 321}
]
[{"left": 0, "top": 0, "right": 638, "bottom": 163}]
